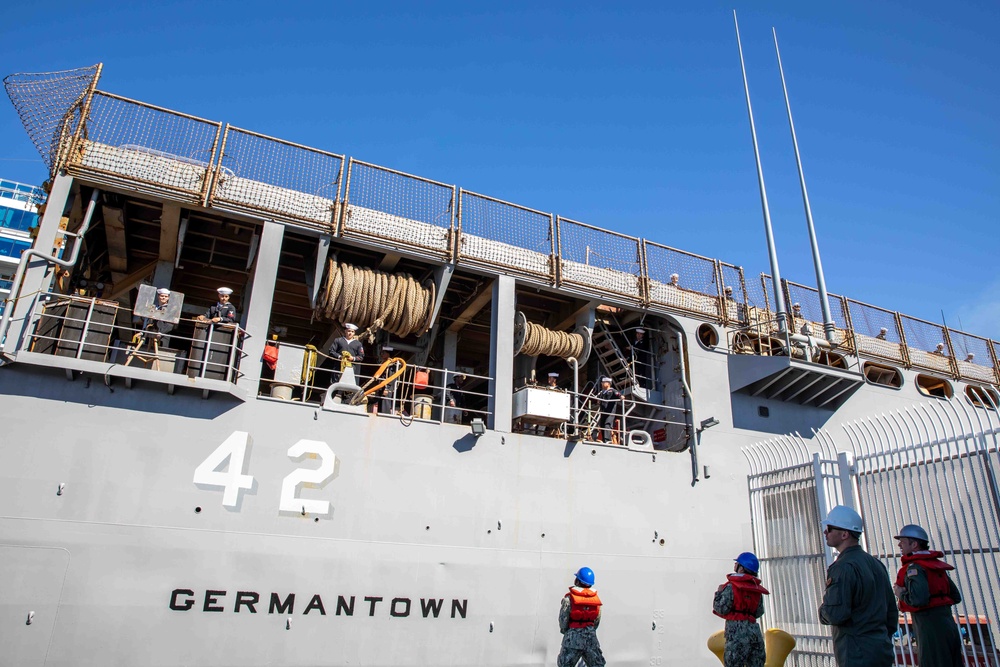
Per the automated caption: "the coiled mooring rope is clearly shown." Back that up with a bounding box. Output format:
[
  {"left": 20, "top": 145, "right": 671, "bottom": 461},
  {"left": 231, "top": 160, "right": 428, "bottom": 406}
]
[
  {"left": 314, "top": 258, "right": 435, "bottom": 338},
  {"left": 520, "top": 320, "right": 584, "bottom": 359}
]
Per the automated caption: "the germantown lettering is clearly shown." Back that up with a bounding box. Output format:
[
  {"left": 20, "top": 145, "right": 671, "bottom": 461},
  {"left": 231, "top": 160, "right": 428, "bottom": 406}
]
[{"left": 169, "top": 589, "right": 468, "bottom": 620}]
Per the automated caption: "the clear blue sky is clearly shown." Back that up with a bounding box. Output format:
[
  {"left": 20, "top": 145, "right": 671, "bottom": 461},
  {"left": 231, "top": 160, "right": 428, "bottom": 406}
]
[{"left": 3, "top": 1, "right": 998, "bottom": 338}]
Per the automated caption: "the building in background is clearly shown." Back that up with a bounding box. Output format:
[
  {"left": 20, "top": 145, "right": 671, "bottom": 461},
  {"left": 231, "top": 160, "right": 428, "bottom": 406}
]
[{"left": 0, "top": 178, "right": 45, "bottom": 312}]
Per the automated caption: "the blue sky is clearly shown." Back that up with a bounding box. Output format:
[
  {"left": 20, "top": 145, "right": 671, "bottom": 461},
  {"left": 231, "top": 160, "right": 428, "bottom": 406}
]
[{"left": 2, "top": 1, "right": 998, "bottom": 338}]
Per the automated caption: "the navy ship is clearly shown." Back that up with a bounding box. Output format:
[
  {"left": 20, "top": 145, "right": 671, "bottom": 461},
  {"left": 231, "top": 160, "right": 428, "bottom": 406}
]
[{"left": 1, "top": 54, "right": 998, "bottom": 667}]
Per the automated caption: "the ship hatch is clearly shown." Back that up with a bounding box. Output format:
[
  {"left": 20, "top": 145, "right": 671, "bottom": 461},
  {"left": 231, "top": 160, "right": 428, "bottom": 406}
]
[{"left": 728, "top": 354, "right": 864, "bottom": 410}]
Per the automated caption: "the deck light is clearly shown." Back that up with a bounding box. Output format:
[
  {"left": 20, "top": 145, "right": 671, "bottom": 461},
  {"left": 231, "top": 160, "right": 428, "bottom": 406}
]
[{"left": 470, "top": 418, "right": 486, "bottom": 437}]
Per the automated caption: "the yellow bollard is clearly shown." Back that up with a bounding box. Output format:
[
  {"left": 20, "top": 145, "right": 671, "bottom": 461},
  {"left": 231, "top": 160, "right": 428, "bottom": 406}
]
[
  {"left": 707, "top": 630, "right": 726, "bottom": 664},
  {"left": 764, "top": 628, "right": 796, "bottom": 667},
  {"left": 707, "top": 627, "right": 796, "bottom": 666}
]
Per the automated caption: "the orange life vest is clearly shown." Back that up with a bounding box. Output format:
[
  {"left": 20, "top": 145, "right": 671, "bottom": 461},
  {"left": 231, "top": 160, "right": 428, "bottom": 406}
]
[
  {"left": 566, "top": 586, "right": 602, "bottom": 628},
  {"left": 714, "top": 573, "right": 769, "bottom": 622},
  {"left": 895, "top": 551, "right": 959, "bottom": 613}
]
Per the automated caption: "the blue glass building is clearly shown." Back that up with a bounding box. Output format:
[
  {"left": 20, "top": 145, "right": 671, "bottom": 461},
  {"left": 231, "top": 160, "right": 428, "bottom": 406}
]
[{"left": 0, "top": 178, "right": 46, "bottom": 313}]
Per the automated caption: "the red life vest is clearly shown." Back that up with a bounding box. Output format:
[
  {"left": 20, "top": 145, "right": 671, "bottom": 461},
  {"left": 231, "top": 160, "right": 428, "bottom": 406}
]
[
  {"left": 714, "top": 573, "right": 769, "bottom": 622},
  {"left": 566, "top": 587, "right": 602, "bottom": 628},
  {"left": 895, "top": 551, "right": 959, "bottom": 613}
]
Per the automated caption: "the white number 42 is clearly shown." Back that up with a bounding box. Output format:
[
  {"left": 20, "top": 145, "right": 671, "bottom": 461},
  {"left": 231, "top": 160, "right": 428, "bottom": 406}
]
[{"left": 193, "top": 431, "right": 338, "bottom": 515}]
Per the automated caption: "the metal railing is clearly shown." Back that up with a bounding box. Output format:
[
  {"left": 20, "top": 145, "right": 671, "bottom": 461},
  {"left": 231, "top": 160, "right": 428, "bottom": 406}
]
[
  {"left": 257, "top": 343, "right": 493, "bottom": 424},
  {"left": 15, "top": 292, "right": 247, "bottom": 384},
  {"left": 7, "top": 65, "right": 1000, "bottom": 386}
]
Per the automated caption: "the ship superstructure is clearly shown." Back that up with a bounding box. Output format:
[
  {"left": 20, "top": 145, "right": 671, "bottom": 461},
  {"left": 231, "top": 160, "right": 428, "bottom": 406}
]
[{"left": 1, "top": 64, "right": 999, "bottom": 667}]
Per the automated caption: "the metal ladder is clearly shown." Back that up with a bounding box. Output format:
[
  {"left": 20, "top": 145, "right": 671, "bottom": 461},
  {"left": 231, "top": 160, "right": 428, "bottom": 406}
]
[{"left": 592, "top": 315, "right": 638, "bottom": 394}]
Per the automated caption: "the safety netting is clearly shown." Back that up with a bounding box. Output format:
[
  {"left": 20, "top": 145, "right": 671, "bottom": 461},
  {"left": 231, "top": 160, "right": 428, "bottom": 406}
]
[
  {"left": 3, "top": 64, "right": 102, "bottom": 175},
  {"left": 210, "top": 125, "right": 343, "bottom": 228},
  {"left": 846, "top": 299, "right": 907, "bottom": 364},
  {"left": 644, "top": 241, "right": 722, "bottom": 319},
  {"left": 341, "top": 159, "right": 454, "bottom": 259},
  {"left": 557, "top": 217, "right": 643, "bottom": 301},
  {"left": 457, "top": 189, "right": 554, "bottom": 280},
  {"left": 900, "top": 315, "right": 954, "bottom": 375}
]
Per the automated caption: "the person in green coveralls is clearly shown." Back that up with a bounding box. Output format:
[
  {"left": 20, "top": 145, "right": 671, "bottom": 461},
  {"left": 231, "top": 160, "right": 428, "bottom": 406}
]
[
  {"left": 893, "top": 524, "right": 963, "bottom": 667},
  {"left": 818, "top": 505, "right": 897, "bottom": 667}
]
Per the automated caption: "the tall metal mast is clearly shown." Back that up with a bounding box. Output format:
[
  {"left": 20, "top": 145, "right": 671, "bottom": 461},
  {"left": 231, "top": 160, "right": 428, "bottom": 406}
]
[
  {"left": 734, "top": 11, "right": 788, "bottom": 334},
  {"left": 773, "top": 27, "right": 837, "bottom": 343}
]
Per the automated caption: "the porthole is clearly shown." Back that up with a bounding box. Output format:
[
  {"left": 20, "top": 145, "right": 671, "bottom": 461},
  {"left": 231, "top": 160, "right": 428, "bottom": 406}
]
[
  {"left": 966, "top": 385, "right": 999, "bottom": 410},
  {"left": 915, "top": 374, "right": 953, "bottom": 399},
  {"left": 697, "top": 323, "right": 719, "bottom": 349},
  {"left": 863, "top": 362, "right": 903, "bottom": 389}
]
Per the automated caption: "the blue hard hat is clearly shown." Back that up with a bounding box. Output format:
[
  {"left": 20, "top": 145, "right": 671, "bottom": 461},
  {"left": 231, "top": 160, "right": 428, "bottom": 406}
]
[
  {"left": 575, "top": 567, "right": 595, "bottom": 587},
  {"left": 735, "top": 552, "right": 759, "bottom": 574}
]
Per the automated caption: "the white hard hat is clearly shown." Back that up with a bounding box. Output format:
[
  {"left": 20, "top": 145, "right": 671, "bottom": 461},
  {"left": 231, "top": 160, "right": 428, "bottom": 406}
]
[
  {"left": 344, "top": 323, "right": 358, "bottom": 331},
  {"left": 156, "top": 288, "right": 171, "bottom": 295},
  {"left": 894, "top": 524, "right": 929, "bottom": 542},
  {"left": 217, "top": 287, "right": 233, "bottom": 295},
  {"left": 822, "top": 505, "right": 864, "bottom": 533}
]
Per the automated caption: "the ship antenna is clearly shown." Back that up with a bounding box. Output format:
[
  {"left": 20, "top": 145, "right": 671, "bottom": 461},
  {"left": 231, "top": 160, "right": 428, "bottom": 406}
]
[
  {"left": 734, "top": 11, "right": 788, "bottom": 335},
  {"left": 773, "top": 27, "right": 837, "bottom": 344}
]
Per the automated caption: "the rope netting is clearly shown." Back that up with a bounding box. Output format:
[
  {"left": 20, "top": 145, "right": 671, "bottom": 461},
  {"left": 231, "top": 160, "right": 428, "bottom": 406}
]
[
  {"left": 520, "top": 320, "right": 584, "bottom": 359},
  {"left": 846, "top": 299, "right": 906, "bottom": 363},
  {"left": 3, "top": 64, "right": 101, "bottom": 174},
  {"left": 557, "top": 217, "right": 642, "bottom": 299},
  {"left": 458, "top": 190, "right": 554, "bottom": 279},
  {"left": 342, "top": 159, "right": 454, "bottom": 258},
  {"left": 211, "top": 126, "right": 343, "bottom": 227},
  {"left": 900, "top": 315, "right": 953, "bottom": 374},
  {"left": 644, "top": 241, "right": 721, "bottom": 318},
  {"left": 314, "top": 257, "right": 434, "bottom": 338},
  {"left": 72, "top": 92, "right": 221, "bottom": 199}
]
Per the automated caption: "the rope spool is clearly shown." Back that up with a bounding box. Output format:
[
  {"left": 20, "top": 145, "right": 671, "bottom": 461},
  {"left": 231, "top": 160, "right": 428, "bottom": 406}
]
[
  {"left": 314, "top": 257, "right": 435, "bottom": 339},
  {"left": 513, "top": 311, "right": 586, "bottom": 361}
]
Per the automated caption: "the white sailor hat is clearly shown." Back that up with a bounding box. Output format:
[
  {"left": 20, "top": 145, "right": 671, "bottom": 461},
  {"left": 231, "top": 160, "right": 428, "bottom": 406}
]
[
  {"left": 344, "top": 323, "right": 358, "bottom": 331},
  {"left": 636, "top": 328, "right": 645, "bottom": 334},
  {"left": 156, "top": 288, "right": 171, "bottom": 295},
  {"left": 548, "top": 372, "right": 559, "bottom": 377},
  {"left": 217, "top": 287, "right": 233, "bottom": 295},
  {"left": 382, "top": 346, "right": 394, "bottom": 352},
  {"left": 601, "top": 376, "right": 612, "bottom": 383}
]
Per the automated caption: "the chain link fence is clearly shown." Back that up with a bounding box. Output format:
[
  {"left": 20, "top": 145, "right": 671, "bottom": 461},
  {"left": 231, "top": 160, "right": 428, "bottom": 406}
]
[
  {"left": 457, "top": 189, "right": 554, "bottom": 280},
  {"left": 209, "top": 125, "right": 343, "bottom": 229}
]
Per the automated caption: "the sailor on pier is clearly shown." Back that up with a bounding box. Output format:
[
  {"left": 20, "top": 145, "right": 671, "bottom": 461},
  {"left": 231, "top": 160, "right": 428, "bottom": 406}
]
[{"left": 557, "top": 567, "right": 606, "bottom": 667}]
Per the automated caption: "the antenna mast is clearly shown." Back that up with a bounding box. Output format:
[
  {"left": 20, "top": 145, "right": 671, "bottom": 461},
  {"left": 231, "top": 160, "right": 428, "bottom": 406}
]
[
  {"left": 734, "top": 11, "right": 788, "bottom": 335},
  {"left": 773, "top": 28, "right": 837, "bottom": 343}
]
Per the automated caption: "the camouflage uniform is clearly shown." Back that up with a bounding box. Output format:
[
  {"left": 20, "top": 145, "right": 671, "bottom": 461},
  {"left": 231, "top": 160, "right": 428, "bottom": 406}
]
[
  {"left": 713, "top": 583, "right": 766, "bottom": 667},
  {"left": 557, "top": 593, "right": 606, "bottom": 667},
  {"left": 819, "top": 545, "right": 897, "bottom": 667}
]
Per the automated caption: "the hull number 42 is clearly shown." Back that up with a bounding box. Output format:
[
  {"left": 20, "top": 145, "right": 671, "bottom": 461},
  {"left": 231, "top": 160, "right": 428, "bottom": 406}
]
[{"left": 192, "top": 431, "right": 339, "bottom": 515}]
